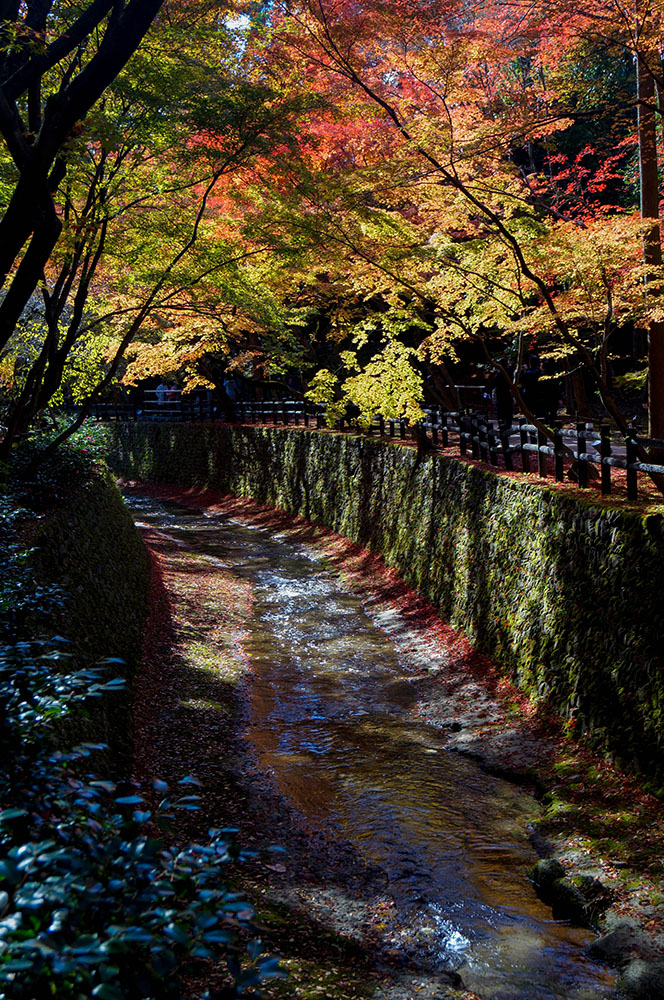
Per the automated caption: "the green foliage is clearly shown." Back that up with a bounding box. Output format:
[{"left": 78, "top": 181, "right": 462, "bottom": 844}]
[
  {"left": 340, "top": 332, "right": 425, "bottom": 428},
  {"left": 305, "top": 312, "right": 427, "bottom": 428},
  {"left": 0, "top": 312, "right": 110, "bottom": 410},
  {"left": 108, "top": 422, "right": 664, "bottom": 781},
  {"left": 614, "top": 370, "right": 647, "bottom": 397},
  {"left": 304, "top": 370, "right": 346, "bottom": 427},
  {"left": 0, "top": 452, "right": 73, "bottom": 642},
  {"left": 0, "top": 638, "right": 284, "bottom": 1000},
  {"left": 33, "top": 469, "right": 150, "bottom": 773},
  {"left": 64, "top": 419, "right": 116, "bottom": 462},
  {"left": 0, "top": 523, "right": 63, "bottom": 644}
]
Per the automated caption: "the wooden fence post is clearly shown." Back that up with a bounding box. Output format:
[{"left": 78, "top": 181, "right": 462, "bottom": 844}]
[
  {"left": 488, "top": 423, "right": 498, "bottom": 466},
  {"left": 470, "top": 413, "right": 480, "bottom": 460},
  {"left": 478, "top": 417, "right": 488, "bottom": 463},
  {"left": 537, "top": 428, "right": 547, "bottom": 478},
  {"left": 626, "top": 436, "right": 638, "bottom": 501},
  {"left": 519, "top": 418, "right": 530, "bottom": 472},
  {"left": 428, "top": 408, "right": 436, "bottom": 446},
  {"left": 554, "top": 422, "right": 564, "bottom": 481},
  {"left": 600, "top": 422, "right": 611, "bottom": 495},
  {"left": 577, "top": 421, "right": 587, "bottom": 488},
  {"left": 459, "top": 413, "right": 467, "bottom": 456},
  {"left": 499, "top": 424, "right": 513, "bottom": 470}
]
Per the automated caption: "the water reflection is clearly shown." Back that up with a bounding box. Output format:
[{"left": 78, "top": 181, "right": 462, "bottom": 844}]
[{"left": 127, "top": 496, "right": 616, "bottom": 1000}]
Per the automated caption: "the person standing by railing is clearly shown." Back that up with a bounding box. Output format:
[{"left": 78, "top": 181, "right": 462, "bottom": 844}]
[
  {"left": 540, "top": 361, "right": 562, "bottom": 425},
  {"left": 520, "top": 355, "right": 545, "bottom": 418},
  {"left": 156, "top": 381, "right": 169, "bottom": 406},
  {"left": 486, "top": 360, "right": 514, "bottom": 429}
]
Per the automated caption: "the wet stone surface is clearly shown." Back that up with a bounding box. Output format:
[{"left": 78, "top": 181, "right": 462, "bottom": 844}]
[{"left": 128, "top": 496, "right": 617, "bottom": 1000}]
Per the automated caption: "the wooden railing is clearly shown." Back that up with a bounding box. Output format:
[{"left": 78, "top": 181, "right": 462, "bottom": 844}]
[
  {"left": 89, "top": 394, "right": 664, "bottom": 502},
  {"left": 90, "top": 390, "right": 216, "bottom": 423},
  {"left": 233, "top": 401, "right": 664, "bottom": 502}
]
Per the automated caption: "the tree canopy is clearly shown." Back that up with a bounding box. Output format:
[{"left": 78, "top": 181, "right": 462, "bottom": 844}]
[{"left": 2, "top": 0, "right": 664, "bottom": 454}]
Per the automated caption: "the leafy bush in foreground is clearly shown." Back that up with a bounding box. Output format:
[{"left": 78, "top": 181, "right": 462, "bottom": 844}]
[{"left": 0, "top": 639, "right": 284, "bottom": 999}]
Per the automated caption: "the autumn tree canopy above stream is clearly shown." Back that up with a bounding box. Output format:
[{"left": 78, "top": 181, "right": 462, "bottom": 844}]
[{"left": 1, "top": 0, "right": 664, "bottom": 458}]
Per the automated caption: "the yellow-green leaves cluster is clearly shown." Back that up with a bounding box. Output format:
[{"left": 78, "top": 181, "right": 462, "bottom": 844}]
[
  {"left": 305, "top": 310, "right": 426, "bottom": 428},
  {"left": 341, "top": 337, "right": 425, "bottom": 427}
]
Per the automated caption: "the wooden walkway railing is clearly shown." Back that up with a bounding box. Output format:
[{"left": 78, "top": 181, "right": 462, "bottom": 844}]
[
  {"left": 232, "top": 400, "right": 664, "bottom": 502},
  {"left": 90, "top": 390, "right": 215, "bottom": 423},
  {"left": 89, "top": 394, "right": 664, "bottom": 502}
]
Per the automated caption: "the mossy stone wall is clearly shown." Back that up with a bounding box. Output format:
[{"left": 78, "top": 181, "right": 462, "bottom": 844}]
[
  {"left": 36, "top": 470, "right": 151, "bottom": 771},
  {"left": 109, "top": 423, "right": 664, "bottom": 778}
]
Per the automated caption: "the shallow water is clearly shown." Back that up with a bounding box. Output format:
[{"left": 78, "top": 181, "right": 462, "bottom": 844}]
[{"left": 128, "top": 495, "right": 616, "bottom": 1000}]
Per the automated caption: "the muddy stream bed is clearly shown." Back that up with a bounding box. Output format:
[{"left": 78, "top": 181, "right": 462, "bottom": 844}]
[{"left": 129, "top": 496, "right": 617, "bottom": 1000}]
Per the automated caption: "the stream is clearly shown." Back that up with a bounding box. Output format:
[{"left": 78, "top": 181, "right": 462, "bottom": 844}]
[{"left": 128, "top": 496, "right": 617, "bottom": 1000}]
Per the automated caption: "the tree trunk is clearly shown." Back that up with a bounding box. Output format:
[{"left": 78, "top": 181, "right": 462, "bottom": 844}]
[
  {"left": 637, "top": 53, "right": 664, "bottom": 439},
  {"left": 571, "top": 370, "right": 592, "bottom": 419}
]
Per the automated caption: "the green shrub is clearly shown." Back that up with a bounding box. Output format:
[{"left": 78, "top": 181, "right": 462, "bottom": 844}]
[
  {"left": 1, "top": 458, "right": 149, "bottom": 772},
  {"left": 0, "top": 496, "right": 64, "bottom": 643},
  {"left": 6, "top": 438, "right": 100, "bottom": 513},
  {"left": 0, "top": 638, "right": 284, "bottom": 999}
]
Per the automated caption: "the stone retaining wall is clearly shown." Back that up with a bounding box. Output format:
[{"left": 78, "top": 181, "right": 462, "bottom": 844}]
[{"left": 109, "top": 423, "right": 664, "bottom": 782}]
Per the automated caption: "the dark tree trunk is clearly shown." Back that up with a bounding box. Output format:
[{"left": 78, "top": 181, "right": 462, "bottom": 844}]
[{"left": 637, "top": 51, "right": 664, "bottom": 439}]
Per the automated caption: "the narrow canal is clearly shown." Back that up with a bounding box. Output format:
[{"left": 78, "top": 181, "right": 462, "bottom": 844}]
[{"left": 128, "top": 496, "right": 617, "bottom": 1000}]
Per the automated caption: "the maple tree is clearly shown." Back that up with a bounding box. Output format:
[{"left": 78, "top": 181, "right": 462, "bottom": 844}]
[
  {"left": 516, "top": 0, "right": 664, "bottom": 438},
  {"left": 0, "top": 0, "right": 166, "bottom": 349},
  {"left": 0, "top": 2, "right": 303, "bottom": 457},
  {"left": 199, "top": 0, "right": 656, "bottom": 464},
  {"left": 3, "top": 0, "right": 664, "bottom": 472},
  {"left": 0, "top": 0, "right": 166, "bottom": 458}
]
